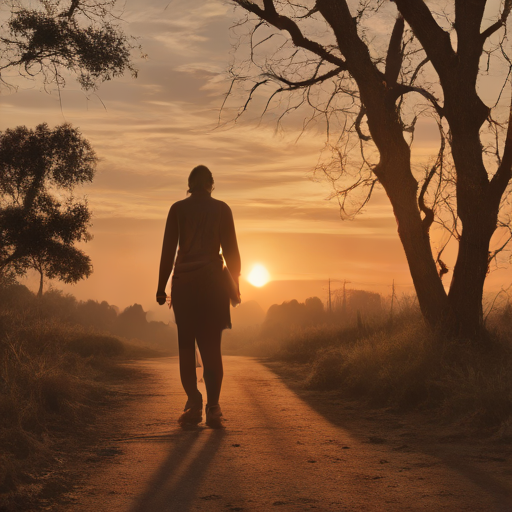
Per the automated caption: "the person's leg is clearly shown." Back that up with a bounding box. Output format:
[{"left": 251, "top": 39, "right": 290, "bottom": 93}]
[
  {"left": 177, "top": 324, "right": 202, "bottom": 407},
  {"left": 196, "top": 327, "right": 223, "bottom": 407}
]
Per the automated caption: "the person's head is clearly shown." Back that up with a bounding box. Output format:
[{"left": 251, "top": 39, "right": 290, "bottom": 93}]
[{"left": 187, "top": 165, "right": 214, "bottom": 194}]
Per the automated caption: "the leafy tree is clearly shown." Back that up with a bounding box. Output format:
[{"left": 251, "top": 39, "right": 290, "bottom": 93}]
[
  {"left": 0, "top": 0, "right": 137, "bottom": 90},
  {"left": 228, "top": 0, "right": 512, "bottom": 338},
  {"left": 305, "top": 296, "right": 325, "bottom": 317},
  {"left": 75, "top": 299, "right": 118, "bottom": 331},
  {"left": 0, "top": 123, "right": 96, "bottom": 294}
]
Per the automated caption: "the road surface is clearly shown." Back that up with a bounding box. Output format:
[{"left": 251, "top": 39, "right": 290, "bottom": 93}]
[{"left": 57, "top": 356, "right": 512, "bottom": 511}]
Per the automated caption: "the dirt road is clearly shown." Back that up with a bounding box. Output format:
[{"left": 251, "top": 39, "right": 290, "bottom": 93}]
[{"left": 57, "top": 357, "right": 512, "bottom": 511}]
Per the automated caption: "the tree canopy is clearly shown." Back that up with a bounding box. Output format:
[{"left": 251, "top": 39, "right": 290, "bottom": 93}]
[
  {"left": 0, "top": 123, "right": 96, "bottom": 294},
  {"left": 0, "top": 0, "right": 136, "bottom": 90},
  {"left": 228, "top": 0, "right": 512, "bottom": 337}
]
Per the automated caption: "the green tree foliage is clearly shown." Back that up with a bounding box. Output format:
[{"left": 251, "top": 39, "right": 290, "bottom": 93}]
[
  {"left": 0, "top": 123, "right": 97, "bottom": 294},
  {"left": 0, "top": 0, "right": 136, "bottom": 90}
]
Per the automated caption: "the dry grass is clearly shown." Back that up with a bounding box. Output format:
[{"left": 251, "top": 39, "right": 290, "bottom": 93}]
[
  {"left": 272, "top": 315, "right": 512, "bottom": 431},
  {"left": 0, "top": 305, "right": 154, "bottom": 509},
  {"left": 277, "top": 324, "right": 375, "bottom": 363}
]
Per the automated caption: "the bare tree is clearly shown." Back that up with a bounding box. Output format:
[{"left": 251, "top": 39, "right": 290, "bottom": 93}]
[{"left": 227, "top": 0, "right": 512, "bottom": 338}]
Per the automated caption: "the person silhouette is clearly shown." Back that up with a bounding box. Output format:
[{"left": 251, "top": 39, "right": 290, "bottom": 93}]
[{"left": 156, "top": 165, "right": 241, "bottom": 428}]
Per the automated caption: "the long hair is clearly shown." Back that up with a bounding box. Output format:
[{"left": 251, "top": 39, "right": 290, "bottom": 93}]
[{"left": 187, "top": 165, "right": 214, "bottom": 194}]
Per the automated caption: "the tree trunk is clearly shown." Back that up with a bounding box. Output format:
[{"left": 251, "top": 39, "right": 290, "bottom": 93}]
[
  {"left": 395, "top": 211, "right": 450, "bottom": 326},
  {"left": 391, "top": 0, "right": 504, "bottom": 338},
  {"left": 448, "top": 230, "right": 490, "bottom": 337},
  {"left": 37, "top": 271, "right": 44, "bottom": 297},
  {"left": 445, "top": 96, "right": 496, "bottom": 338},
  {"left": 377, "top": 159, "right": 450, "bottom": 328}
]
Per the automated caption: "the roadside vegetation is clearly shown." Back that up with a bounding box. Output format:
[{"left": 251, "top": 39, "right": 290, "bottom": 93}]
[
  {"left": 0, "top": 284, "right": 172, "bottom": 511},
  {"left": 230, "top": 291, "right": 512, "bottom": 433}
]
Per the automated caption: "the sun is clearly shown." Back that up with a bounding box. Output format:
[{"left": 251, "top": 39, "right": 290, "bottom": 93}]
[{"left": 247, "top": 264, "right": 270, "bottom": 287}]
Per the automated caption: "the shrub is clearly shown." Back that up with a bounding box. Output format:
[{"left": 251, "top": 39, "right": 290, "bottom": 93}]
[
  {"left": 277, "top": 324, "right": 364, "bottom": 363},
  {"left": 306, "top": 348, "right": 345, "bottom": 389},
  {"left": 68, "top": 334, "right": 125, "bottom": 358}
]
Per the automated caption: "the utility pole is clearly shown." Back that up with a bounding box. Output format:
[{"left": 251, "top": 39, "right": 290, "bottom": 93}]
[{"left": 328, "top": 278, "right": 332, "bottom": 313}]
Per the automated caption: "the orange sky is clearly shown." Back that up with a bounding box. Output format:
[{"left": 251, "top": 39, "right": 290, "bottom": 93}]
[{"left": 1, "top": 0, "right": 511, "bottom": 320}]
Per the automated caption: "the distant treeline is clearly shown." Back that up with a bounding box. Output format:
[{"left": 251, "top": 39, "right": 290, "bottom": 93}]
[
  {"left": 262, "top": 290, "right": 384, "bottom": 334},
  {"left": 0, "top": 284, "right": 177, "bottom": 353},
  {"left": 224, "top": 289, "right": 391, "bottom": 355}
]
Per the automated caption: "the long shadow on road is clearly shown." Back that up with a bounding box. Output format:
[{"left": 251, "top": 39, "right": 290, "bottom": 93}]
[
  {"left": 261, "top": 358, "right": 512, "bottom": 512},
  {"left": 129, "top": 428, "right": 226, "bottom": 512}
]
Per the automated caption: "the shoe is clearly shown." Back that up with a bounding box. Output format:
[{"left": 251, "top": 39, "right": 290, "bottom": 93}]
[
  {"left": 178, "top": 406, "right": 202, "bottom": 426},
  {"left": 205, "top": 404, "right": 224, "bottom": 429},
  {"left": 178, "top": 396, "right": 203, "bottom": 426}
]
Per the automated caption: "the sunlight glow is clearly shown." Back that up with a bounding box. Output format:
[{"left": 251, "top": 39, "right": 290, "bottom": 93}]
[{"left": 247, "top": 264, "right": 270, "bottom": 287}]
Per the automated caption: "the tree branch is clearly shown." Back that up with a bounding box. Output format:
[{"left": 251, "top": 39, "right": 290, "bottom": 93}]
[
  {"left": 490, "top": 80, "right": 512, "bottom": 201},
  {"left": 237, "top": 79, "right": 270, "bottom": 120},
  {"left": 419, "top": 154, "right": 440, "bottom": 236},
  {"left": 393, "top": 84, "right": 444, "bottom": 117},
  {"left": 454, "top": 0, "right": 487, "bottom": 76},
  {"left": 419, "top": 120, "right": 446, "bottom": 241},
  {"left": 316, "top": 0, "right": 384, "bottom": 85},
  {"left": 488, "top": 231, "right": 512, "bottom": 264},
  {"left": 265, "top": 65, "right": 345, "bottom": 89},
  {"left": 64, "top": 0, "right": 81, "bottom": 18},
  {"left": 354, "top": 106, "right": 371, "bottom": 142},
  {"left": 0, "top": 250, "right": 22, "bottom": 272},
  {"left": 233, "top": 0, "right": 347, "bottom": 69},
  {"left": 409, "top": 56, "right": 430, "bottom": 86},
  {"left": 385, "top": 15, "right": 405, "bottom": 86},
  {"left": 393, "top": 0, "right": 456, "bottom": 81},
  {"left": 481, "top": 0, "right": 512, "bottom": 40}
]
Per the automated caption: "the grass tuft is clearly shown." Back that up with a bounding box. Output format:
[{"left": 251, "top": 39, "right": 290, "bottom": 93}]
[{"left": 68, "top": 334, "right": 125, "bottom": 358}]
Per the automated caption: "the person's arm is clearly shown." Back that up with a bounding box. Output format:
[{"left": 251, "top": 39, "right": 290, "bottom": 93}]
[
  {"left": 156, "top": 204, "right": 179, "bottom": 305},
  {"left": 220, "top": 203, "right": 241, "bottom": 287}
]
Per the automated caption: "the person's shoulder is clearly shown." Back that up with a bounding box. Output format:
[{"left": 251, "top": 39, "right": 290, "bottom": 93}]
[
  {"left": 211, "top": 197, "right": 232, "bottom": 211},
  {"left": 170, "top": 196, "right": 191, "bottom": 208},
  {"left": 167, "top": 197, "right": 189, "bottom": 216},
  {"left": 215, "top": 200, "right": 235, "bottom": 223}
]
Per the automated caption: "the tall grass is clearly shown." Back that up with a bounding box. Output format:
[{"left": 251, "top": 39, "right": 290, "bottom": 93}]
[
  {"left": 270, "top": 312, "right": 512, "bottom": 431},
  {"left": 0, "top": 299, "right": 157, "bottom": 508}
]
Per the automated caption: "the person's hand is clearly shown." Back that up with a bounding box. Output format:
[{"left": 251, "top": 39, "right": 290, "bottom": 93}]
[{"left": 156, "top": 291, "right": 167, "bottom": 306}]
